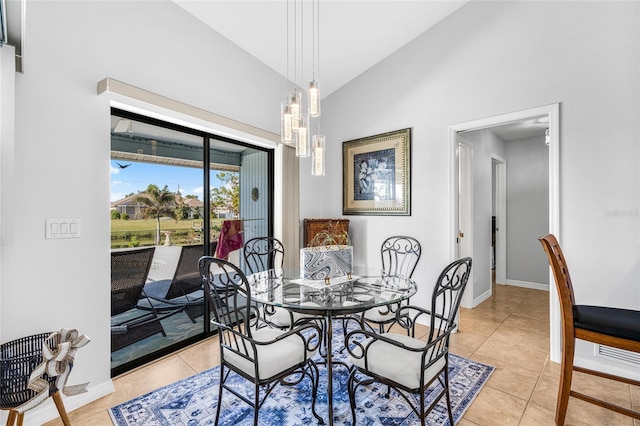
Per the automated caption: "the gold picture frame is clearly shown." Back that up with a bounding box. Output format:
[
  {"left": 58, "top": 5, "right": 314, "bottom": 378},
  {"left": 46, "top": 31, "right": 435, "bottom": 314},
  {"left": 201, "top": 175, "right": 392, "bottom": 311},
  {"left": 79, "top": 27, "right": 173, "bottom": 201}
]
[{"left": 342, "top": 128, "right": 411, "bottom": 216}]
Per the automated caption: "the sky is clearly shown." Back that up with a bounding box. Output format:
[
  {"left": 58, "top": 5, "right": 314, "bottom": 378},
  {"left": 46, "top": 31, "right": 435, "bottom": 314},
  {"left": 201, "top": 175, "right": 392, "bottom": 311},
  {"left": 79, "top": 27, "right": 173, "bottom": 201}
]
[{"left": 110, "top": 160, "right": 221, "bottom": 202}]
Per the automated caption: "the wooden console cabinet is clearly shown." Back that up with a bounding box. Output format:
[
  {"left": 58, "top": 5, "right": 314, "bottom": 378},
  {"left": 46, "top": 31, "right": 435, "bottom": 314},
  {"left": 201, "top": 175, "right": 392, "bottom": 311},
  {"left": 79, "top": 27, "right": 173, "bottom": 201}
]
[{"left": 303, "top": 218, "right": 350, "bottom": 247}]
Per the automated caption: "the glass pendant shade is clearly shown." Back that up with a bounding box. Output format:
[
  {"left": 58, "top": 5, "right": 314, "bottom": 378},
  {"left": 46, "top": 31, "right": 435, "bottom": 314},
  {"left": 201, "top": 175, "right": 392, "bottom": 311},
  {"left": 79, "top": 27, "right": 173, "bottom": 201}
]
[
  {"left": 308, "top": 80, "right": 320, "bottom": 117},
  {"left": 281, "top": 101, "right": 293, "bottom": 144},
  {"left": 311, "top": 134, "right": 326, "bottom": 176},
  {"left": 289, "top": 91, "right": 301, "bottom": 131},
  {"left": 296, "top": 114, "right": 310, "bottom": 157}
]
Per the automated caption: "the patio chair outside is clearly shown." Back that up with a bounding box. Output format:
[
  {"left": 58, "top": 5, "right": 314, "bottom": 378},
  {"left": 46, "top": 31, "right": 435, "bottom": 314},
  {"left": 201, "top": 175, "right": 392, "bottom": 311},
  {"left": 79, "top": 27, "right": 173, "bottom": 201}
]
[
  {"left": 111, "top": 247, "right": 174, "bottom": 352},
  {"left": 142, "top": 243, "right": 217, "bottom": 322}
]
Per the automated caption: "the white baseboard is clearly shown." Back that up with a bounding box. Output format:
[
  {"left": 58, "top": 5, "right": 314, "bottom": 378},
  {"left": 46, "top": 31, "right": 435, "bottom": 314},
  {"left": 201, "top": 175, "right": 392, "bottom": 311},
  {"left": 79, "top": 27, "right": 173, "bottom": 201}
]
[
  {"left": 460, "top": 287, "right": 492, "bottom": 309},
  {"left": 0, "top": 380, "right": 115, "bottom": 426},
  {"left": 505, "top": 279, "right": 549, "bottom": 291},
  {"left": 470, "top": 288, "right": 492, "bottom": 308}
]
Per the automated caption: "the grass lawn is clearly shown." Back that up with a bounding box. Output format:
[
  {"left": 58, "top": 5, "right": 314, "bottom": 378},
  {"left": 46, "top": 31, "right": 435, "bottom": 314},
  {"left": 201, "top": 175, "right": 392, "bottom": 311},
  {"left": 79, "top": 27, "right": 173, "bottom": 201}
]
[{"left": 111, "top": 218, "right": 225, "bottom": 249}]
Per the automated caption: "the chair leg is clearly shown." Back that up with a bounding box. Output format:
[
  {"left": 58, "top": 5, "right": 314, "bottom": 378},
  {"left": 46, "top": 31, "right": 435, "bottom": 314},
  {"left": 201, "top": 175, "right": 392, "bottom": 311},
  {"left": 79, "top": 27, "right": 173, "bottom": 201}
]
[
  {"left": 347, "top": 367, "right": 358, "bottom": 425},
  {"left": 214, "top": 366, "right": 224, "bottom": 425},
  {"left": 6, "top": 409, "right": 18, "bottom": 426},
  {"left": 319, "top": 319, "right": 328, "bottom": 358},
  {"left": 15, "top": 412, "right": 24, "bottom": 426},
  {"left": 420, "top": 386, "right": 426, "bottom": 426},
  {"left": 444, "top": 369, "right": 454, "bottom": 426},
  {"left": 254, "top": 383, "right": 260, "bottom": 426},
  {"left": 308, "top": 362, "right": 324, "bottom": 424},
  {"left": 556, "top": 336, "right": 575, "bottom": 425},
  {"left": 52, "top": 391, "right": 71, "bottom": 426}
]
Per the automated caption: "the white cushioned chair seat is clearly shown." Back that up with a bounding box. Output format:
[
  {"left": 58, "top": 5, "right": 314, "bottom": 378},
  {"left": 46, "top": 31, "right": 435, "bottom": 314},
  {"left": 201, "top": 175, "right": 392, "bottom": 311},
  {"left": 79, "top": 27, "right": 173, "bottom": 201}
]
[
  {"left": 348, "top": 333, "right": 445, "bottom": 390},
  {"left": 263, "top": 303, "right": 320, "bottom": 328},
  {"left": 362, "top": 305, "right": 397, "bottom": 323},
  {"left": 362, "top": 292, "right": 398, "bottom": 322},
  {"left": 224, "top": 327, "right": 315, "bottom": 380},
  {"left": 261, "top": 306, "right": 294, "bottom": 327}
]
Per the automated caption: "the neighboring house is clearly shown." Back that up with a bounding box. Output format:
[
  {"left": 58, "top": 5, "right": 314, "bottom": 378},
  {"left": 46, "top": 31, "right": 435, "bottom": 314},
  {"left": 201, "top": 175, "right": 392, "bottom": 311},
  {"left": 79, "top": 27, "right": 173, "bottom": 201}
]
[
  {"left": 110, "top": 194, "right": 145, "bottom": 219},
  {"left": 181, "top": 197, "right": 205, "bottom": 219},
  {"left": 111, "top": 194, "right": 204, "bottom": 220}
]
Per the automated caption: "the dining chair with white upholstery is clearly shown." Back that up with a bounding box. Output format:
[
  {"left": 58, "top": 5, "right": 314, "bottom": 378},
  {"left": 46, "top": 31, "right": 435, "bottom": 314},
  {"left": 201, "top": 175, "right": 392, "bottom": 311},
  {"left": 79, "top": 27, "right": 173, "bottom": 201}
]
[
  {"left": 243, "top": 237, "right": 294, "bottom": 329},
  {"left": 360, "top": 235, "right": 422, "bottom": 333},
  {"left": 345, "top": 257, "right": 472, "bottom": 426},
  {"left": 199, "top": 256, "right": 323, "bottom": 426},
  {"left": 243, "top": 237, "right": 327, "bottom": 340}
]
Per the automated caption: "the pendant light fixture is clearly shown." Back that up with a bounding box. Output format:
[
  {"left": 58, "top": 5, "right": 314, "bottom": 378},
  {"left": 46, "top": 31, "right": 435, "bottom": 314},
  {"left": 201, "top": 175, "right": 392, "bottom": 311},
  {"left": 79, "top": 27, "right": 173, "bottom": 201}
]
[
  {"left": 281, "top": 101, "right": 292, "bottom": 144},
  {"left": 296, "top": 113, "right": 310, "bottom": 157},
  {"left": 281, "top": 0, "right": 294, "bottom": 145},
  {"left": 308, "top": 80, "right": 320, "bottom": 117},
  {"left": 280, "top": 0, "right": 325, "bottom": 174},
  {"left": 311, "top": 134, "right": 325, "bottom": 176},
  {"left": 289, "top": 90, "right": 301, "bottom": 131},
  {"left": 310, "top": 0, "right": 325, "bottom": 174},
  {"left": 308, "top": 0, "right": 320, "bottom": 118}
]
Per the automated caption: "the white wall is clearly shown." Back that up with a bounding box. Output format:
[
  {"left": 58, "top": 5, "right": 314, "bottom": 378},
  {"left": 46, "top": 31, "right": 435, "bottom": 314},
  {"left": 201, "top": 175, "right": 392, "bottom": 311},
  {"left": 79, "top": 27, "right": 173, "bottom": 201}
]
[
  {"left": 0, "top": 44, "right": 16, "bottom": 332},
  {"left": 2, "top": 1, "right": 639, "bottom": 421},
  {"left": 1, "top": 1, "right": 287, "bottom": 422},
  {"left": 505, "top": 135, "right": 549, "bottom": 286},
  {"left": 300, "top": 0, "right": 640, "bottom": 377}
]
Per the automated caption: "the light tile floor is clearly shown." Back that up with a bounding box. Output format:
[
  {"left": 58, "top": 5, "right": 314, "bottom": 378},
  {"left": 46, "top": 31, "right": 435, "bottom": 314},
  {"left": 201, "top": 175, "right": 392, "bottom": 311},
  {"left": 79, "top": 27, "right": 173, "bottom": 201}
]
[{"left": 44, "top": 283, "right": 640, "bottom": 425}]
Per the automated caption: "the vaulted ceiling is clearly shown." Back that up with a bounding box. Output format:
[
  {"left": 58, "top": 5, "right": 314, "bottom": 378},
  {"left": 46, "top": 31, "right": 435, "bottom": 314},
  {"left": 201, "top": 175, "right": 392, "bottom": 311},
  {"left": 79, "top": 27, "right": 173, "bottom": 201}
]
[{"left": 173, "top": 1, "right": 468, "bottom": 98}]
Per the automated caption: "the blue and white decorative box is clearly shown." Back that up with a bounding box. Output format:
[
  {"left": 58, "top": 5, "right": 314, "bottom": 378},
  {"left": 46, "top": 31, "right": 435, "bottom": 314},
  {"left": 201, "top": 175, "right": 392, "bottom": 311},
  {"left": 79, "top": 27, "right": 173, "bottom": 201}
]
[{"left": 300, "top": 245, "right": 353, "bottom": 280}]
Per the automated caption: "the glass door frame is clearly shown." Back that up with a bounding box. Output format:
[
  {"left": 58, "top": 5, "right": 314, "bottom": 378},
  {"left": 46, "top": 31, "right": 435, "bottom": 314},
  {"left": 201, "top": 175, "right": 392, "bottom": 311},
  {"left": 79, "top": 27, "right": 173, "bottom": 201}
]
[{"left": 110, "top": 107, "right": 274, "bottom": 376}]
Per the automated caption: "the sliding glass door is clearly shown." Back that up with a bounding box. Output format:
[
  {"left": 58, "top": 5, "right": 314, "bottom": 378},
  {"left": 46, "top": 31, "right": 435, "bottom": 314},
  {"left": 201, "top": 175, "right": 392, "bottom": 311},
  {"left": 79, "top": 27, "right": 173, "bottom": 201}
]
[{"left": 110, "top": 109, "right": 272, "bottom": 376}]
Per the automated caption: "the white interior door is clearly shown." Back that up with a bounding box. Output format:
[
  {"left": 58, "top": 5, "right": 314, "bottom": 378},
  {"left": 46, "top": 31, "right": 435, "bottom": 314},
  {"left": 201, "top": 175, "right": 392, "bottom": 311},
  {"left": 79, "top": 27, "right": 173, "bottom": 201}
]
[
  {"left": 458, "top": 140, "right": 474, "bottom": 308},
  {"left": 492, "top": 155, "right": 506, "bottom": 285}
]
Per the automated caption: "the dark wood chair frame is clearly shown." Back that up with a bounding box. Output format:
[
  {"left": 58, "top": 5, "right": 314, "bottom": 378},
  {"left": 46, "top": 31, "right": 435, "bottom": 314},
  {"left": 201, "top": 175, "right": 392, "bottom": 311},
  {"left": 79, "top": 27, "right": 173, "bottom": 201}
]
[{"left": 539, "top": 234, "right": 640, "bottom": 425}]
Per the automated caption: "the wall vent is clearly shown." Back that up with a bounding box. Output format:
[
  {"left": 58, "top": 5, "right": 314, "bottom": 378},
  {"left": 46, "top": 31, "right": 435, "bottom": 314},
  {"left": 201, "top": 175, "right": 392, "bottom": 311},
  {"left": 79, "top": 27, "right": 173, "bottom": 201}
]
[{"left": 595, "top": 344, "right": 640, "bottom": 367}]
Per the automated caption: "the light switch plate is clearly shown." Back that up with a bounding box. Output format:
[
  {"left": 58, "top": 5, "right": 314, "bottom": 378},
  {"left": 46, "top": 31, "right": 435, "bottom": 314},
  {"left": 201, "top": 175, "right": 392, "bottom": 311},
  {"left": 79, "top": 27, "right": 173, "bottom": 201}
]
[{"left": 45, "top": 219, "right": 80, "bottom": 239}]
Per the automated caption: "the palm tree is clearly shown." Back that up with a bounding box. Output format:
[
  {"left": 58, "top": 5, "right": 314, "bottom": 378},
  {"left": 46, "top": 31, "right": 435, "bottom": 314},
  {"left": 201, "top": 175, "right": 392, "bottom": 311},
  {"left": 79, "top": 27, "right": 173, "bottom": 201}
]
[{"left": 136, "top": 184, "right": 176, "bottom": 245}]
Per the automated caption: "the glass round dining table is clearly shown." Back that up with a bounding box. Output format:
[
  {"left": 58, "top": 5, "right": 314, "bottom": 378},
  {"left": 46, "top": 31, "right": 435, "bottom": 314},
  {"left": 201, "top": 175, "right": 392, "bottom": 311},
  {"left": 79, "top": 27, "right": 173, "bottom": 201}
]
[{"left": 248, "top": 269, "right": 417, "bottom": 426}]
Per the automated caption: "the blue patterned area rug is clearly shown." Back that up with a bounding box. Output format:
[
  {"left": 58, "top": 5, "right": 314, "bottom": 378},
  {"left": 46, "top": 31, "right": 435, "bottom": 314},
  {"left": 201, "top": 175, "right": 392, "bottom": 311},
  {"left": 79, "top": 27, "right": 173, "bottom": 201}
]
[{"left": 109, "top": 326, "right": 494, "bottom": 426}]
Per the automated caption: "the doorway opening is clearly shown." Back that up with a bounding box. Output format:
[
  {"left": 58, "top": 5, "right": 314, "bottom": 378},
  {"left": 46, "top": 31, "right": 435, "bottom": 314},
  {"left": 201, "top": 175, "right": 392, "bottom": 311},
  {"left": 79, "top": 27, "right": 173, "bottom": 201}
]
[{"left": 449, "top": 103, "right": 561, "bottom": 361}]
